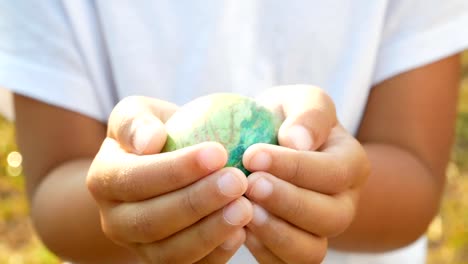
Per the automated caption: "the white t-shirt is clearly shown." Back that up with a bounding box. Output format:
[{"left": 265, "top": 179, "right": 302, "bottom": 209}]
[{"left": 1, "top": 1, "right": 467, "bottom": 263}]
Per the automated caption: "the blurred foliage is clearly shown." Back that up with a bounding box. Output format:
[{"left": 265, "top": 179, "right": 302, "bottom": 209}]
[
  {"left": 453, "top": 77, "right": 468, "bottom": 170},
  {"left": 0, "top": 115, "right": 59, "bottom": 264},
  {"left": 426, "top": 51, "right": 468, "bottom": 264},
  {"left": 427, "top": 163, "right": 468, "bottom": 264},
  {"left": 0, "top": 51, "right": 467, "bottom": 263}
]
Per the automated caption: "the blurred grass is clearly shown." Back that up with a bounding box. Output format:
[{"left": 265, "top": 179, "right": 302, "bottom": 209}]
[{"left": 0, "top": 51, "right": 467, "bottom": 263}]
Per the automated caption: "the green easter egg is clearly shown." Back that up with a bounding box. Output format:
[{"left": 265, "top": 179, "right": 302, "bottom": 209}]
[{"left": 163, "top": 93, "right": 282, "bottom": 175}]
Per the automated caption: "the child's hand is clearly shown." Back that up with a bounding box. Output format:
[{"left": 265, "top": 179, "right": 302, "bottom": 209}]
[
  {"left": 87, "top": 96, "right": 253, "bottom": 263},
  {"left": 242, "top": 86, "right": 370, "bottom": 263}
]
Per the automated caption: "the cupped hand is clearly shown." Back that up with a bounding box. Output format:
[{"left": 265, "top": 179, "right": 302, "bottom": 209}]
[
  {"left": 242, "top": 85, "right": 370, "bottom": 264},
  {"left": 87, "top": 96, "right": 253, "bottom": 264}
]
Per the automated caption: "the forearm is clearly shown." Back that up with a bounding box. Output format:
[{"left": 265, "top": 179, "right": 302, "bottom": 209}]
[
  {"left": 329, "top": 143, "right": 443, "bottom": 252},
  {"left": 30, "top": 159, "right": 138, "bottom": 264}
]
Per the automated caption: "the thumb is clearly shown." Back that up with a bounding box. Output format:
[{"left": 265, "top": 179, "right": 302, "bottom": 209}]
[
  {"left": 107, "top": 96, "right": 178, "bottom": 155},
  {"left": 258, "top": 85, "right": 337, "bottom": 151},
  {"left": 128, "top": 114, "right": 167, "bottom": 155}
]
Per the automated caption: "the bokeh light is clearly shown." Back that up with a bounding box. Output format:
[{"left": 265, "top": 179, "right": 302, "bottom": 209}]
[
  {"left": 6, "top": 151, "right": 23, "bottom": 177},
  {"left": 7, "top": 151, "right": 22, "bottom": 168}
]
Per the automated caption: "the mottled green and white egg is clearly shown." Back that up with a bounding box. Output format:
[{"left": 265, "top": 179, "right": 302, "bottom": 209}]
[{"left": 163, "top": 93, "right": 282, "bottom": 175}]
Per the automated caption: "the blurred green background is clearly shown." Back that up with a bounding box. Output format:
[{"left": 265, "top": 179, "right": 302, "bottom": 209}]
[{"left": 0, "top": 52, "right": 467, "bottom": 263}]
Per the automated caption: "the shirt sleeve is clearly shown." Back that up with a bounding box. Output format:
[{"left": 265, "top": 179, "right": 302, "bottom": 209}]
[
  {"left": 372, "top": 0, "right": 468, "bottom": 84},
  {"left": 0, "top": 0, "right": 109, "bottom": 122}
]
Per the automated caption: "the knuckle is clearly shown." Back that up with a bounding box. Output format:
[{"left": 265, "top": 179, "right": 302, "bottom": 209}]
[
  {"left": 288, "top": 158, "right": 300, "bottom": 182},
  {"left": 166, "top": 157, "right": 184, "bottom": 185},
  {"left": 115, "top": 165, "right": 140, "bottom": 201},
  {"left": 297, "top": 153, "right": 312, "bottom": 179},
  {"left": 285, "top": 152, "right": 304, "bottom": 182},
  {"left": 181, "top": 188, "right": 205, "bottom": 219},
  {"left": 142, "top": 245, "right": 167, "bottom": 264},
  {"left": 86, "top": 152, "right": 108, "bottom": 196},
  {"left": 315, "top": 88, "right": 336, "bottom": 118},
  {"left": 340, "top": 196, "right": 356, "bottom": 230},
  {"left": 315, "top": 94, "right": 337, "bottom": 128},
  {"left": 329, "top": 160, "right": 351, "bottom": 193},
  {"left": 286, "top": 189, "right": 305, "bottom": 220},
  {"left": 86, "top": 160, "right": 119, "bottom": 200},
  {"left": 102, "top": 208, "right": 138, "bottom": 245},
  {"left": 303, "top": 106, "right": 328, "bottom": 119},
  {"left": 100, "top": 216, "right": 121, "bottom": 243},
  {"left": 269, "top": 223, "right": 292, "bottom": 248},
  {"left": 152, "top": 252, "right": 166, "bottom": 264},
  {"left": 86, "top": 167, "right": 101, "bottom": 197},
  {"left": 93, "top": 159, "right": 135, "bottom": 201},
  {"left": 335, "top": 165, "right": 350, "bottom": 190},
  {"left": 195, "top": 224, "right": 218, "bottom": 250},
  {"left": 340, "top": 138, "right": 370, "bottom": 189},
  {"left": 129, "top": 207, "right": 158, "bottom": 243},
  {"left": 299, "top": 108, "right": 327, "bottom": 128},
  {"left": 320, "top": 90, "right": 335, "bottom": 108},
  {"left": 327, "top": 198, "right": 355, "bottom": 237}
]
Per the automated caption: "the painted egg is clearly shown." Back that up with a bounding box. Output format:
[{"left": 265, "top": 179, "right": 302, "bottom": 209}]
[{"left": 163, "top": 93, "right": 282, "bottom": 175}]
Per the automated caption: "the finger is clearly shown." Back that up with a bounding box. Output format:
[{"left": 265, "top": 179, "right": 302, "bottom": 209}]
[
  {"left": 243, "top": 125, "right": 369, "bottom": 194},
  {"left": 246, "top": 172, "right": 359, "bottom": 237},
  {"left": 87, "top": 139, "right": 227, "bottom": 202},
  {"left": 108, "top": 96, "right": 178, "bottom": 154},
  {"left": 247, "top": 204, "right": 328, "bottom": 264},
  {"left": 104, "top": 168, "right": 247, "bottom": 243},
  {"left": 257, "top": 85, "right": 336, "bottom": 151},
  {"left": 138, "top": 197, "right": 253, "bottom": 263},
  {"left": 195, "top": 229, "right": 246, "bottom": 264},
  {"left": 245, "top": 230, "right": 285, "bottom": 264}
]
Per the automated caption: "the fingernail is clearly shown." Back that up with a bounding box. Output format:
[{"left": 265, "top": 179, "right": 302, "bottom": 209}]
[
  {"left": 217, "top": 172, "right": 245, "bottom": 197},
  {"left": 198, "top": 145, "right": 225, "bottom": 171},
  {"left": 250, "top": 177, "right": 273, "bottom": 199},
  {"left": 252, "top": 205, "right": 269, "bottom": 226},
  {"left": 287, "top": 125, "right": 313, "bottom": 151},
  {"left": 131, "top": 117, "right": 160, "bottom": 154},
  {"left": 223, "top": 199, "right": 249, "bottom": 226},
  {"left": 220, "top": 234, "right": 240, "bottom": 250},
  {"left": 249, "top": 151, "right": 271, "bottom": 171}
]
